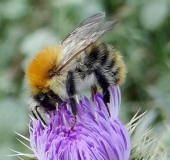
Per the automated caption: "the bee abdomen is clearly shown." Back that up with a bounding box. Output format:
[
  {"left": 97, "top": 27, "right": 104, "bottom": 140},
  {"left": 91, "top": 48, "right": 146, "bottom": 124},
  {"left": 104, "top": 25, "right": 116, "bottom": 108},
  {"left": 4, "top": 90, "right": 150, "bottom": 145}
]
[
  {"left": 84, "top": 43, "right": 109, "bottom": 68},
  {"left": 85, "top": 43, "right": 126, "bottom": 85},
  {"left": 112, "top": 51, "right": 126, "bottom": 85}
]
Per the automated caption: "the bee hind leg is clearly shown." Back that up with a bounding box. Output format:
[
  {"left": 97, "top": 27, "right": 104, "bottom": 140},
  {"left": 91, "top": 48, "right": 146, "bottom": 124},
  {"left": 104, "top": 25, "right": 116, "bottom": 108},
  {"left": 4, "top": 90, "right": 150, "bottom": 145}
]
[
  {"left": 94, "top": 69, "right": 111, "bottom": 117},
  {"left": 103, "top": 89, "right": 111, "bottom": 116}
]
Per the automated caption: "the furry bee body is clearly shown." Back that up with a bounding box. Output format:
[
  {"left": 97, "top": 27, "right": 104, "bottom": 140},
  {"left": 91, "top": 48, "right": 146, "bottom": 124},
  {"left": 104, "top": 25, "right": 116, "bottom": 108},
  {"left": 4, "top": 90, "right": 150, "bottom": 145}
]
[{"left": 25, "top": 12, "right": 126, "bottom": 126}]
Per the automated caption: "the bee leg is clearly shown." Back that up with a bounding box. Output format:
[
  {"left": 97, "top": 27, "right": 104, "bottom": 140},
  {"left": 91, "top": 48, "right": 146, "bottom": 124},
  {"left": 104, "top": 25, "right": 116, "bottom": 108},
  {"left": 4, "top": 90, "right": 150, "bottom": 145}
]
[
  {"left": 66, "top": 71, "right": 77, "bottom": 129},
  {"left": 35, "top": 106, "right": 47, "bottom": 126},
  {"left": 103, "top": 89, "right": 110, "bottom": 104},
  {"left": 94, "top": 69, "right": 111, "bottom": 117},
  {"left": 70, "top": 97, "right": 77, "bottom": 130},
  {"left": 91, "top": 85, "right": 97, "bottom": 101},
  {"left": 103, "top": 89, "right": 111, "bottom": 117}
]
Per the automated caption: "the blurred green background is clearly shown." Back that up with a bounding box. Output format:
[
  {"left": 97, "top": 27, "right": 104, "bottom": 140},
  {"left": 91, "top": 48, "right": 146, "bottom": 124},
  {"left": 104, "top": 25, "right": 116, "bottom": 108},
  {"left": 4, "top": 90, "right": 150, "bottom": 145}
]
[{"left": 0, "top": 0, "right": 170, "bottom": 159}]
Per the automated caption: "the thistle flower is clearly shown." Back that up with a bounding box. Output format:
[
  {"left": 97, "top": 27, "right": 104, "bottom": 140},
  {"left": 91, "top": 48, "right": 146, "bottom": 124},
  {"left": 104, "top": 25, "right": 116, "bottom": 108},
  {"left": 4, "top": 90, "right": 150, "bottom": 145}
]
[
  {"left": 28, "top": 87, "right": 130, "bottom": 160},
  {"left": 127, "top": 111, "right": 167, "bottom": 160},
  {"left": 10, "top": 87, "right": 168, "bottom": 160}
]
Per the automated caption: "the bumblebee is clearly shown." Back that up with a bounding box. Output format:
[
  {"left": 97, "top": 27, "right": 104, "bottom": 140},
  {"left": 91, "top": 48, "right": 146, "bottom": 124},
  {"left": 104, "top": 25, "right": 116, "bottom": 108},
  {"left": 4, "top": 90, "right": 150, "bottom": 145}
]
[{"left": 26, "top": 12, "right": 126, "bottom": 126}]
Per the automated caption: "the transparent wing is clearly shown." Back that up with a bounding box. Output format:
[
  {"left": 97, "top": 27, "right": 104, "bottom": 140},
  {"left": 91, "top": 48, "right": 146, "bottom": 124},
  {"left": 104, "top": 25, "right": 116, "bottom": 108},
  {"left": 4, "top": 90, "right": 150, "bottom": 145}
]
[{"left": 55, "top": 12, "right": 118, "bottom": 72}]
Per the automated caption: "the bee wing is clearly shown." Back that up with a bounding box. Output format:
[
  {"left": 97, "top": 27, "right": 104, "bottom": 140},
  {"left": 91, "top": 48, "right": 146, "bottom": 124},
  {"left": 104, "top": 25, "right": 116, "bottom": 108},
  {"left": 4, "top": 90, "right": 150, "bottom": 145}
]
[{"left": 56, "top": 12, "right": 118, "bottom": 72}]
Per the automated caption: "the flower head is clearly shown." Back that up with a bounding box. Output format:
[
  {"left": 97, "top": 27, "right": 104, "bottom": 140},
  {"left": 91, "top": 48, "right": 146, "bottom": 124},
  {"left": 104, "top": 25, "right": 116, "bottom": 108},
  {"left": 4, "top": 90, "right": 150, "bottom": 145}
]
[{"left": 29, "top": 87, "right": 130, "bottom": 160}]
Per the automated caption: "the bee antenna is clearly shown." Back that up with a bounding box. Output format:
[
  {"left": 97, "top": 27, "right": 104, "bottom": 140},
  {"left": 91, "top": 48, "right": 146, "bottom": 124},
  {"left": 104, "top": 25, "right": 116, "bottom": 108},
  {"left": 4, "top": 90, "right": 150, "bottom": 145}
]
[{"left": 35, "top": 106, "right": 47, "bottom": 126}]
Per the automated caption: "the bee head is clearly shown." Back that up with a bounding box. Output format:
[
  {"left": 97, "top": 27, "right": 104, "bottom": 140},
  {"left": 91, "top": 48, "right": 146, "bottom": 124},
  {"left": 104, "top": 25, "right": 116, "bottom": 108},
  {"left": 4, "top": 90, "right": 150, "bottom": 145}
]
[{"left": 33, "top": 91, "right": 56, "bottom": 111}]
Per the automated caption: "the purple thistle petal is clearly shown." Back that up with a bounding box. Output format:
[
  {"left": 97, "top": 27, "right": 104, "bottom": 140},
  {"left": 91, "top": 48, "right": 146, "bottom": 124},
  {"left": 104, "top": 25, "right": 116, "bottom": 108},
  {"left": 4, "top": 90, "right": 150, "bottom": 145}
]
[
  {"left": 109, "top": 86, "right": 121, "bottom": 119},
  {"left": 29, "top": 87, "right": 130, "bottom": 160}
]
